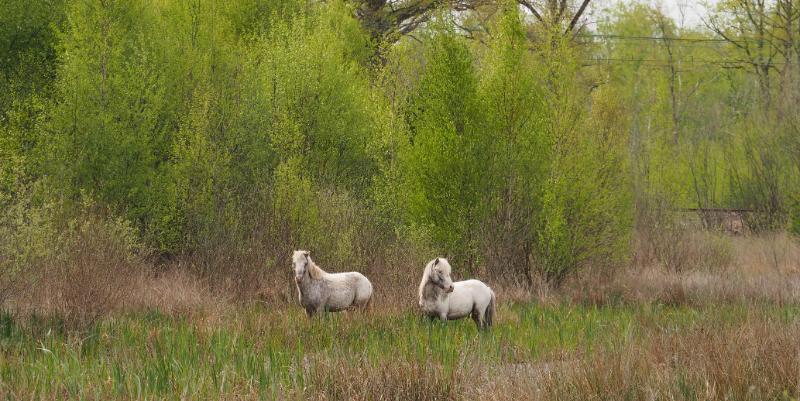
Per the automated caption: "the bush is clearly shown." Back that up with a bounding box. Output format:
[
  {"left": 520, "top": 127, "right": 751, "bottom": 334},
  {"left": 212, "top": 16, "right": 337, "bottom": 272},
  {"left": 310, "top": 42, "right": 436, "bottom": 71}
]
[
  {"left": 0, "top": 184, "right": 61, "bottom": 304},
  {"left": 0, "top": 188, "right": 146, "bottom": 327},
  {"left": 530, "top": 41, "right": 633, "bottom": 286},
  {"left": 38, "top": 214, "right": 143, "bottom": 327}
]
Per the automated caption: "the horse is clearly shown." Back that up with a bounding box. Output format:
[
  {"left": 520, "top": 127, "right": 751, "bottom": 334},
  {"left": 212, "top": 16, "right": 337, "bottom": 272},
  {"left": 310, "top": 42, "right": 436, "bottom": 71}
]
[
  {"left": 418, "top": 257, "right": 496, "bottom": 329},
  {"left": 291, "top": 250, "right": 373, "bottom": 317}
]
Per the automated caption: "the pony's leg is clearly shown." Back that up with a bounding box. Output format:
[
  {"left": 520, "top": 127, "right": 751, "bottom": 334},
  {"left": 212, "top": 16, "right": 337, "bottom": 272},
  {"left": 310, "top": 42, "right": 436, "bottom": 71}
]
[
  {"left": 305, "top": 305, "right": 316, "bottom": 318},
  {"left": 362, "top": 296, "right": 373, "bottom": 314},
  {"left": 351, "top": 297, "right": 370, "bottom": 316},
  {"left": 305, "top": 302, "right": 324, "bottom": 318},
  {"left": 471, "top": 307, "right": 483, "bottom": 330},
  {"left": 420, "top": 312, "right": 437, "bottom": 324},
  {"left": 472, "top": 302, "right": 487, "bottom": 330}
]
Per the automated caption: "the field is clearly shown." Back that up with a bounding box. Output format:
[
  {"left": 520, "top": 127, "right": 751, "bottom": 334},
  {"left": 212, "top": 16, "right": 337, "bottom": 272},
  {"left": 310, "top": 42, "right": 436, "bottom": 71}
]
[
  {"left": 2, "top": 233, "right": 799, "bottom": 401},
  {"left": 2, "top": 301, "right": 798, "bottom": 400},
  {"left": 2, "top": 0, "right": 800, "bottom": 399}
]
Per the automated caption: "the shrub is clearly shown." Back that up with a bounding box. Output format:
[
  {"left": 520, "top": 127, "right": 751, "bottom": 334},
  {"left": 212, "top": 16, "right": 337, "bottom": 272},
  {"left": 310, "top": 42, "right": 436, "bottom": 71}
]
[
  {"left": 0, "top": 184, "right": 61, "bottom": 304},
  {"left": 38, "top": 213, "right": 144, "bottom": 327},
  {"left": 530, "top": 47, "right": 633, "bottom": 286}
]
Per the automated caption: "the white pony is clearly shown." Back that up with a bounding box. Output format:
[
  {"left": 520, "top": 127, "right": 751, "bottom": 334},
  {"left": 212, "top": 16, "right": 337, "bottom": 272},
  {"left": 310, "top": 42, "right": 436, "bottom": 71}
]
[
  {"left": 418, "top": 257, "right": 496, "bottom": 329},
  {"left": 291, "top": 250, "right": 373, "bottom": 316}
]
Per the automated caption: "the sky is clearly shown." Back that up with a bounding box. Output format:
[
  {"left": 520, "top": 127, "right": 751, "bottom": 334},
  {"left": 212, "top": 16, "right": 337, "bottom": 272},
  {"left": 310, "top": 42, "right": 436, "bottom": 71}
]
[{"left": 590, "top": 0, "right": 719, "bottom": 28}]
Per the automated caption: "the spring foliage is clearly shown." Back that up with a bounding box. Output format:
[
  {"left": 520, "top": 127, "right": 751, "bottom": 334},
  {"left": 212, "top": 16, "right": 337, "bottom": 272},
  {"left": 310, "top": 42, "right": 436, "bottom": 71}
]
[{"left": 7, "top": 0, "right": 793, "bottom": 285}]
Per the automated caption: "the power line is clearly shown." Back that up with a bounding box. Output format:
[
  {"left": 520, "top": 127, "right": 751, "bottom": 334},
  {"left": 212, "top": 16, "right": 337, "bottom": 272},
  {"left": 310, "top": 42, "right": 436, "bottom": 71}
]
[
  {"left": 575, "top": 34, "right": 787, "bottom": 66},
  {"left": 577, "top": 33, "right": 767, "bottom": 46},
  {"left": 582, "top": 57, "right": 786, "bottom": 67},
  {"left": 579, "top": 33, "right": 732, "bottom": 43},
  {"left": 580, "top": 40, "right": 732, "bottom": 49}
]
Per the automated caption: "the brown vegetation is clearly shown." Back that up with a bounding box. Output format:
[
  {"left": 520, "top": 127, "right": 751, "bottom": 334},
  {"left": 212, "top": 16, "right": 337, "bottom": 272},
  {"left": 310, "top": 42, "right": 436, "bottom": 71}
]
[
  {"left": 4, "top": 209, "right": 800, "bottom": 326},
  {"left": 2, "top": 220, "right": 800, "bottom": 400},
  {"left": 479, "top": 316, "right": 800, "bottom": 401}
]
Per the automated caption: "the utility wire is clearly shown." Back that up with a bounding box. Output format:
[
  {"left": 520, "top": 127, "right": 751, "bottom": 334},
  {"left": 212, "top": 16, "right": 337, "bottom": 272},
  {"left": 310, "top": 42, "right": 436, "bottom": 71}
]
[
  {"left": 574, "top": 34, "right": 786, "bottom": 66},
  {"left": 582, "top": 57, "right": 786, "bottom": 66},
  {"left": 578, "top": 33, "right": 735, "bottom": 43},
  {"left": 576, "top": 33, "right": 776, "bottom": 47}
]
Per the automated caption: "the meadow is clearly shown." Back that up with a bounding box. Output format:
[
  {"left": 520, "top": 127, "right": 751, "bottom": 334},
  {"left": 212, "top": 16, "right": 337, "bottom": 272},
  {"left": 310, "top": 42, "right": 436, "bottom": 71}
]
[
  {"left": 3, "top": 0, "right": 800, "bottom": 399},
  {"left": 2, "top": 232, "right": 799, "bottom": 400},
  {"left": 3, "top": 299, "right": 799, "bottom": 400}
]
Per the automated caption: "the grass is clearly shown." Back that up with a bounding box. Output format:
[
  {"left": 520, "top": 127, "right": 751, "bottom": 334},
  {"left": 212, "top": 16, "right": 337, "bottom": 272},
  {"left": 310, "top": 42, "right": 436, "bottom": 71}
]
[
  {"left": 2, "top": 302, "right": 798, "bottom": 400},
  {"left": 2, "top": 229, "right": 800, "bottom": 399}
]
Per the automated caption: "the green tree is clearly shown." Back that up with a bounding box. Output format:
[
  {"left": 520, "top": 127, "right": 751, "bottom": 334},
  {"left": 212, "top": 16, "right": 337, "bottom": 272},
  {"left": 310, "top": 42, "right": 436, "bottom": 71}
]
[
  {"left": 397, "top": 25, "right": 491, "bottom": 271},
  {"left": 0, "top": 0, "right": 66, "bottom": 200},
  {"left": 477, "top": 6, "right": 547, "bottom": 282}
]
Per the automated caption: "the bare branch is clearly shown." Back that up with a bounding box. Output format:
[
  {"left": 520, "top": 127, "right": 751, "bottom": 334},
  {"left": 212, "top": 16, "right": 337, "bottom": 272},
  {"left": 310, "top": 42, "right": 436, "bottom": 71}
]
[
  {"left": 518, "top": 0, "right": 544, "bottom": 23},
  {"left": 566, "top": 0, "right": 591, "bottom": 34}
]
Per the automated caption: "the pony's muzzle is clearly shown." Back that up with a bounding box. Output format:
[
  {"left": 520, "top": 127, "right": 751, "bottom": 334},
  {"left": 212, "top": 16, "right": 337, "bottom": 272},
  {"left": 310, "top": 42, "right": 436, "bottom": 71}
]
[{"left": 446, "top": 285, "right": 454, "bottom": 293}]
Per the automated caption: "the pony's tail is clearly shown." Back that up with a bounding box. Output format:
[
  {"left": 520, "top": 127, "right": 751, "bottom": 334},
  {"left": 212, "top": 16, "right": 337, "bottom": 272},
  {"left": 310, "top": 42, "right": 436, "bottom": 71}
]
[
  {"left": 364, "top": 292, "right": 373, "bottom": 313},
  {"left": 485, "top": 290, "right": 496, "bottom": 328}
]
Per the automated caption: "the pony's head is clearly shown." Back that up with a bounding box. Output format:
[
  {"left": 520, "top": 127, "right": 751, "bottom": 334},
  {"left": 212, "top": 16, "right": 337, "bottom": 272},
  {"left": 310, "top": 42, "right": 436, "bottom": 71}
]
[
  {"left": 427, "top": 257, "right": 454, "bottom": 293},
  {"left": 292, "top": 250, "right": 313, "bottom": 282}
]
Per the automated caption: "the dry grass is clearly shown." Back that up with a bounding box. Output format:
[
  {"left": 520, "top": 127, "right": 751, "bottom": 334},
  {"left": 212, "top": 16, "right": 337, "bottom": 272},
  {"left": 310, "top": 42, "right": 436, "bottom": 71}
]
[
  {"left": 3, "top": 214, "right": 800, "bottom": 400},
  {"left": 636, "top": 231, "right": 800, "bottom": 305},
  {"left": 298, "top": 357, "right": 466, "bottom": 401},
  {"left": 563, "top": 230, "right": 800, "bottom": 307},
  {"left": 130, "top": 268, "right": 229, "bottom": 319},
  {"left": 10, "top": 216, "right": 143, "bottom": 328},
  {"left": 3, "top": 194, "right": 798, "bottom": 401},
  {"left": 6, "top": 221, "right": 800, "bottom": 326},
  {"left": 478, "top": 316, "right": 800, "bottom": 401}
]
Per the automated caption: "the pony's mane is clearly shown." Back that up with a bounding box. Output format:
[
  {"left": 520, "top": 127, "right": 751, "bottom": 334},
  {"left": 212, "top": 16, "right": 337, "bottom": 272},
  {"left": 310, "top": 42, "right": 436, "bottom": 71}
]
[
  {"left": 418, "top": 258, "right": 439, "bottom": 299},
  {"left": 307, "top": 258, "right": 327, "bottom": 280}
]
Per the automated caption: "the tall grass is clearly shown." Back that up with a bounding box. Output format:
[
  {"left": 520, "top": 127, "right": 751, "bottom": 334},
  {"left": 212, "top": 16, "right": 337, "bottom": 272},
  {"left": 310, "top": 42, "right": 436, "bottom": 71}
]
[
  {"left": 1, "top": 304, "right": 797, "bottom": 400},
  {"left": 2, "top": 199, "right": 800, "bottom": 399}
]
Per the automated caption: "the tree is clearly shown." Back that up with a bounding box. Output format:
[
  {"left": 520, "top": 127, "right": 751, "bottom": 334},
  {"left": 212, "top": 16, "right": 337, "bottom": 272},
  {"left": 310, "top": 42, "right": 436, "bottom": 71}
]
[
  {"left": 707, "top": 0, "right": 799, "bottom": 109},
  {"left": 353, "top": 0, "right": 593, "bottom": 45},
  {"left": 0, "top": 0, "right": 66, "bottom": 200},
  {"left": 477, "top": 6, "right": 546, "bottom": 283},
  {"left": 395, "top": 26, "right": 492, "bottom": 271},
  {"left": 518, "top": 0, "right": 591, "bottom": 33}
]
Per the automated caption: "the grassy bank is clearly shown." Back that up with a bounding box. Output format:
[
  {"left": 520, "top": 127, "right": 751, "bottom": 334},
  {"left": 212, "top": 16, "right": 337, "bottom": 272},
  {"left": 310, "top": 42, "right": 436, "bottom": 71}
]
[{"left": 2, "top": 302, "right": 798, "bottom": 400}]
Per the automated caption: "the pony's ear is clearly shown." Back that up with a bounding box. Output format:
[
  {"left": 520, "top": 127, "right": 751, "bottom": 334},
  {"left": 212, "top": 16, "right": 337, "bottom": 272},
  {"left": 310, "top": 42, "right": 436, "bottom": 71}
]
[
  {"left": 434, "top": 258, "right": 439, "bottom": 266},
  {"left": 303, "top": 251, "right": 310, "bottom": 259}
]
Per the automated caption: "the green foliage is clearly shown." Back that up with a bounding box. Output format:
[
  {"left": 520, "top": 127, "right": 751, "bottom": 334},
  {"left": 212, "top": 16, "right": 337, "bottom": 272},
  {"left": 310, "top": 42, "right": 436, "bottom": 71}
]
[
  {"left": 250, "top": 4, "right": 379, "bottom": 192},
  {"left": 531, "top": 52, "right": 633, "bottom": 284},
  {"left": 48, "top": 0, "right": 178, "bottom": 249},
  {"left": 0, "top": 302, "right": 739, "bottom": 399},
  {"left": 36, "top": 0, "right": 385, "bottom": 253},
  {"left": 600, "top": 1, "right": 800, "bottom": 236},
  {"left": 725, "top": 114, "right": 798, "bottom": 230},
  {"left": 476, "top": 8, "right": 548, "bottom": 279},
  {"left": 395, "top": 26, "right": 492, "bottom": 270},
  {"left": 0, "top": 95, "right": 48, "bottom": 197},
  {"left": 12, "top": 0, "right": 787, "bottom": 285},
  {"left": 0, "top": 184, "right": 62, "bottom": 278},
  {"left": 0, "top": 0, "right": 65, "bottom": 201},
  {"left": 0, "top": 0, "right": 65, "bottom": 114},
  {"left": 380, "top": 8, "right": 633, "bottom": 283}
]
